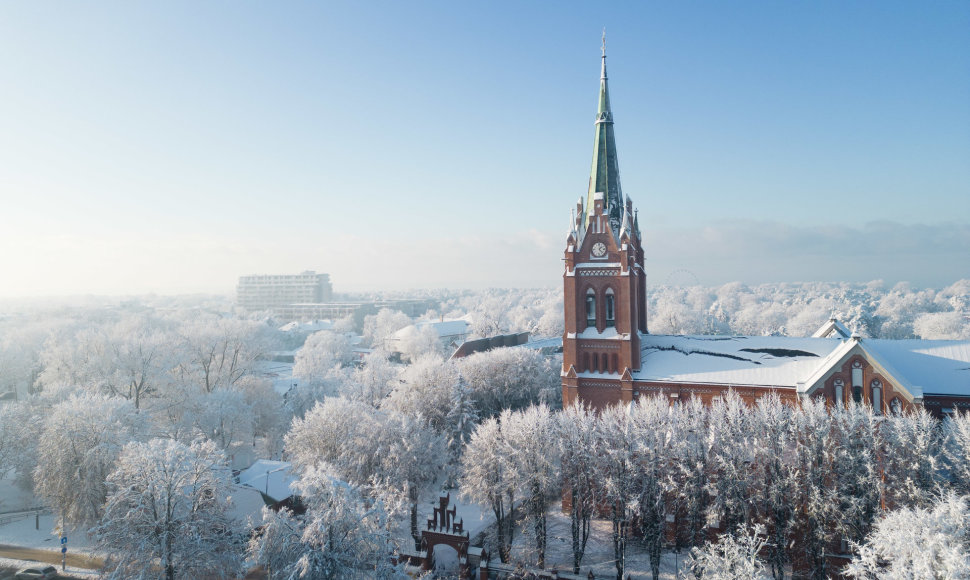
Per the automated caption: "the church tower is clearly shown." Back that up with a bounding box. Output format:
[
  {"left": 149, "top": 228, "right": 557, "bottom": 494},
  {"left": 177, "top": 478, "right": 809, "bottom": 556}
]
[{"left": 562, "top": 37, "right": 648, "bottom": 408}]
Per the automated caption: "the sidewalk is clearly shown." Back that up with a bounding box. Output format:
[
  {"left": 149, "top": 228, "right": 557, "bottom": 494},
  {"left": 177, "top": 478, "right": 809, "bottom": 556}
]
[{"left": 0, "top": 544, "right": 102, "bottom": 571}]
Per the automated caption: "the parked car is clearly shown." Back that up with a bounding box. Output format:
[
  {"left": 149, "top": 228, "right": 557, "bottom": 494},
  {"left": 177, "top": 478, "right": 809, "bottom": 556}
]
[{"left": 14, "top": 565, "right": 57, "bottom": 579}]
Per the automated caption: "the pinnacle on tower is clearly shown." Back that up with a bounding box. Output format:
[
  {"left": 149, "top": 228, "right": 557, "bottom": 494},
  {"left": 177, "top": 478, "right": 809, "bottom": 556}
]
[{"left": 585, "top": 29, "right": 624, "bottom": 232}]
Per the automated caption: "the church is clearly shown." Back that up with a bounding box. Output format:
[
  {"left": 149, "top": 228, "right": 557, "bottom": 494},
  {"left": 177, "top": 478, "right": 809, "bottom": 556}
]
[{"left": 561, "top": 44, "right": 970, "bottom": 417}]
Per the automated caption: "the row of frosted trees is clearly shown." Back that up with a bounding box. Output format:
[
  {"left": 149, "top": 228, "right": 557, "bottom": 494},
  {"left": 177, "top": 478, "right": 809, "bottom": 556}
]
[{"left": 461, "top": 392, "right": 970, "bottom": 580}]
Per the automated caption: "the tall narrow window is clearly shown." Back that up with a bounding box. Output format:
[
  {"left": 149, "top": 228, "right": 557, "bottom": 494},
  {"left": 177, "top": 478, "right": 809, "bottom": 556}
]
[
  {"left": 585, "top": 289, "right": 596, "bottom": 327},
  {"left": 605, "top": 290, "right": 615, "bottom": 327},
  {"left": 872, "top": 380, "right": 882, "bottom": 415},
  {"left": 834, "top": 378, "right": 844, "bottom": 408},
  {"left": 852, "top": 361, "right": 863, "bottom": 404}
]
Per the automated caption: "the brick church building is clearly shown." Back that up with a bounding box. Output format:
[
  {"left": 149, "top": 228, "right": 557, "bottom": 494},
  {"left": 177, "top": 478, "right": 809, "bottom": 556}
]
[{"left": 561, "top": 44, "right": 970, "bottom": 416}]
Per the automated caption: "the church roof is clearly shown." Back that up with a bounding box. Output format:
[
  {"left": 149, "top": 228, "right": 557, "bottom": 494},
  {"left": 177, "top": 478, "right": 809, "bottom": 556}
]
[
  {"left": 633, "top": 334, "right": 839, "bottom": 388},
  {"left": 864, "top": 339, "right": 970, "bottom": 397},
  {"left": 585, "top": 32, "right": 624, "bottom": 230},
  {"left": 628, "top": 334, "right": 970, "bottom": 398}
]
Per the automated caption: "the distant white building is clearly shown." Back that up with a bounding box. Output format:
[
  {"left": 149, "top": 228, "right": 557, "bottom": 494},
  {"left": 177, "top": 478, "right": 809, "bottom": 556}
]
[{"left": 236, "top": 270, "right": 333, "bottom": 311}]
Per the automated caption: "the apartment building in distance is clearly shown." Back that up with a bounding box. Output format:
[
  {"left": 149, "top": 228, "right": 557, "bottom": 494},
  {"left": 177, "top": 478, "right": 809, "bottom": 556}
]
[{"left": 236, "top": 270, "right": 333, "bottom": 311}]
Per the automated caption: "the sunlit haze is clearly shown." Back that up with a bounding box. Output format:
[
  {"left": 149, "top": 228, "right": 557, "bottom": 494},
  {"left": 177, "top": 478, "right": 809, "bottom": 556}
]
[{"left": 1, "top": 1, "right": 967, "bottom": 298}]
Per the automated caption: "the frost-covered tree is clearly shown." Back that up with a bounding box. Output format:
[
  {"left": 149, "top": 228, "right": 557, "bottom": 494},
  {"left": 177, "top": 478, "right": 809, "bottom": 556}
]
[
  {"left": 284, "top": 365, "right": 351, "bottom": 419},
  {"left": 457, "top": 347, "right": 559, "bottom": 417},
  {"left": 0, "top": 403, "right": 29, "bottom": 482},
  {"left": 670, "top": 396, "right": 712, "bottom": 553},
  {"left": 285, "top": 397, "right": 384, "bottom": 484},
  {"left": 465, "top": 293, "right": 510, "bottom": 338},
  {"left": 374, "top": 413, "right": 447, "bottom": 550},
  {"left": 706, "top": 391, "right": 758, "bottom": 534},
  {"left": 943, "top": 410, "right": 970, "bottom": 494},
  {"left": 95, "top": 438, "right": 241, "bottom": 580},
  {"left": 845, "top": 492, "right": 970, "bottom": 579},
  {"left": 188, "top": 388, "right": 255, "bottom": 458},
  {"left": 687, "top": 524, "right": 769, "bottom": 580},
  {"left": 750, "top": 395, "right": 797, "bottom": 580},
  {"left": 345, "top": 350, "right": 397, "bottom": 407},
  {"left": 248, "top": 466, "right": 406, "bottom": 580},
  {"left": 237, "top": 375, "right": 286, "bottom": 456},
  {"left": 790, "top": 399, "right": 839, "bottom": 580},
  {"left": 363, "top": 309, "right": 411, "bottom": 350},
  {"left": 535, "top": 297, "right": 564, "bottom": 337},
  {"left": 385, "top": 353, "right": 457, "bottom": 430},
  {"left": 0, "top": 318, "right": 52, "bottom": 397},
  {"left": 558, "top": 404, "right": 598, "bottom": 573},
  {"left": 881, "top": 407, "right": 942, "bottom": 509},
  {"left": 503, "top": 405, "right": 560, "bottom": 568},
  {"left": 174, "top": 315, "right": 271, "bottom": 393},
  {"left": 828, "top": 404, "right": 882, "bottom": 551},
  {"left": 595, "top": 404, "right": 639, "bottom": 580},
  {"left": 394, "top": 323, "right": 444, "bottom": 363},
  {"left": 443, "top": 373, "right": 479, "bottom": 485},
  {"left": 460, "top": 416, "right": 516, "bottom": 563},
  {"left": 914, "top": 311, "right": 970, "bottom": 340},
  {"left": 629, "top": 396, "right": 677, "bottom": 580},
  {"left": 293, "top": 330, "right": 354, "bottom": 385},
  {"left": 101, "top": 315, "right": 177, "bottom": 408},
  {"left": 35, "top": 393, "right": 146, "bottom": 526}
]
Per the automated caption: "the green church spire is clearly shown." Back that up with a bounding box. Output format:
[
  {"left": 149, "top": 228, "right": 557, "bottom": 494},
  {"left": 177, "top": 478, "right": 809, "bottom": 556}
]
[{"left": 586, "top": 30, "right": 624, "bottom": 231}]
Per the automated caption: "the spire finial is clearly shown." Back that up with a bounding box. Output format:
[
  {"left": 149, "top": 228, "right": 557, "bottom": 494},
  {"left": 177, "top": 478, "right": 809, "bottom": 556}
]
[{"left": 600, "top": 28, "right": 608, "bottom": 80}]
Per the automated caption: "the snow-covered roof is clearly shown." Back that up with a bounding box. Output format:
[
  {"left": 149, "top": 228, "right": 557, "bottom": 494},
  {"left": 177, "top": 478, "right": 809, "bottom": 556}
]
[
  {"left": 236, "top": 460, "right": 297, "bottom": 502},
  {"left": 227, "top": 484, "right": 269, "bottom": 526},
  {"left": 393, "top": 319, "right": 469, "bottom": 340},
  {"left": 278, "top": 319, "right": 333, "bottom": 333},
  {"left": 812, "top": 318, "right": 852, "bottom": 339},
  {"left": 524, "top": 336, "right": 563, "bottom": 351},
  {"left": 865, "top": 339, "right": 970, "bottom": 397},
  {"left": 629, "top": 334, "right": 970, "bottom": 398},
  {"left": 634, "top": 335, "right": 839, "bottom": 387}
]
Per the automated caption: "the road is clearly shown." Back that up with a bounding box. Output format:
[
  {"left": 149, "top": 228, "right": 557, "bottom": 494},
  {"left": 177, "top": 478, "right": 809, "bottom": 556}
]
[
  {"left": 0, "top": 565, "right": 71, "bottom": 579},
  {"left": 0, "top": 544, "right": 102, "bottom": 571},
  {"left": 0, "top": 545, "right": 267, "bottom": 579}
]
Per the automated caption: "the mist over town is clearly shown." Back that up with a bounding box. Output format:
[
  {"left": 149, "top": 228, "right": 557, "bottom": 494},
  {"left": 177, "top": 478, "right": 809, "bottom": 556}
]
[{"left": 1, "top": 2, "right": 968, "bottom": 579}]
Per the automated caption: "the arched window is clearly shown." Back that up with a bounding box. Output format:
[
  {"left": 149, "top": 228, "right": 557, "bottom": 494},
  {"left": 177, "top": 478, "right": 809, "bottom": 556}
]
[
  {"left": 585, "top": 289, "right": 596, "bottom": 327},
  {"left": 605, "top": 288, "right": 616, "bottom": 327},
  {"left": 834, "top": 378, "right": 844, "bottom": 408},
  {"left": 871, "top": 380, "right": 882, "bottom": 415}
]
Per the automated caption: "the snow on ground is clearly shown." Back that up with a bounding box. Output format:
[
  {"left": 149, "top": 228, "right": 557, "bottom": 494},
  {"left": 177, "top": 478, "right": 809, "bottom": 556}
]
[
  {"left": 0, "top": 479, "right": 94, "bottom": 555},
  {"left": 0, "top": 511, "right": 95, "bottom": 555},
  {"left": 0, "top": 479, "right": 33, "bottom": 513},
  {"left": 410, "top": 491, "right": 692, "bottom": 579},
  {"left": 252, "top": 359, "right": 299, "bottom": 395},
  {"left": 500, "top": 511, "right": 691, "bottom": 579}
]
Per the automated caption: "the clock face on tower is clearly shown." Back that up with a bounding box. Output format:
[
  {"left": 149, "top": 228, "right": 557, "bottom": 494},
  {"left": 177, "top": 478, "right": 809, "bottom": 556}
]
[{"left": 592, "top": 242, "right": 607, "bottom": 257}]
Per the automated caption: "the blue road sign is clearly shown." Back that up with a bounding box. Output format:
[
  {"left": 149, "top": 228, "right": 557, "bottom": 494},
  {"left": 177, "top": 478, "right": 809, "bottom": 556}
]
[
  {"left": 61, "top": 546, "right": 67, "bottom": 554},
  {"left": 60, "top": 537, "right": 67, "bottom": 545}
]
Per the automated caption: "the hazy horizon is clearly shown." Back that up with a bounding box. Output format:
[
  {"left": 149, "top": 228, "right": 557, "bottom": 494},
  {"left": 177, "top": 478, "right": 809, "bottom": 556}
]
[{"left": 2, "top": 2, "right": 967, "bottom": 298}]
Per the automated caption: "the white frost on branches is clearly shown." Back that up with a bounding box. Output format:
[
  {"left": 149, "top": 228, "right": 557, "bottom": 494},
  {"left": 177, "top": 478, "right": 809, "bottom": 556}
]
[
  {"left": 845, "top": 493, "right": 970, "bottom": 579},
  {"left": 95, "top": 438, "right": 241, "bottom": 580}
]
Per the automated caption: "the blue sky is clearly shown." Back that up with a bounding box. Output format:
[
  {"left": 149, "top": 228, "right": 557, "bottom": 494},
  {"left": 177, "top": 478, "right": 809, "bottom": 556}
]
[{"left": 1, "top": 1, "right": 967, "bottom": 296}]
